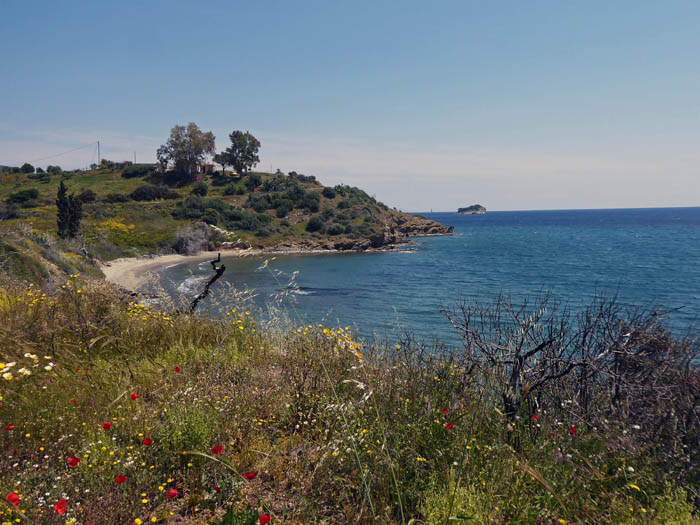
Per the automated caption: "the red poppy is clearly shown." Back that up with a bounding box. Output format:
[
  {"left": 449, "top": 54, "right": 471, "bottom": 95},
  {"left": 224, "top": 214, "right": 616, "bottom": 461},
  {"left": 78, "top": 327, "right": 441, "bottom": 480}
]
[
  {"left": 102, "top": 422, "right": 112, "bottom": 431},
  {"left": 115, "top": 475, "right": 128, "bottom": 484},
  {"left": 445, "top": 422, "right": 454, "bottom": 430},
  {"left": 531, "top": 414, "right": 538, "bottom": 422},
  {"left": 259, "top": 514, "right": 271, "bottom": 524},
  {"left": 54, "top": 499, "right": 67, "bottom": 515},
  {"left": 70, "top": 399, "right": 76, "bottom": 404},
  {"left": 143, "top": 438, "right": 153, "bottom": 446},
  {"left": 174, "top": 366, "right": 181, "bottom": 373},
  {"left": 130, "top": 393, "right": 140, "bottom": 400},
  {"left": 243, "top": 471, "right": 256, "bottom": 480},
  {"left": 442, "top": 408, "right": 449, "bottom": 415},
  {"left": 4, "top": 424, "right": 14, "bottom": 431},
  {"left": 167, "top": 488, "right": 178, "bottom": 499},
  {"left": 6, "top": 492, "right": 20, "bottom": 506},
  {"left": 569, "top": 425, "right": 577, "bottom": 436},
  {"left": 211, "top": 445, "right": 223, "bottom": 455},
  {"left": 67, "top": 456, "right": 81, "bottom": 467},
  {"left": 549, "top": 431, "right": 555, "bottom": 439},
  {"left": 214, "top": 486, "right": 221, "bottom": 493}
]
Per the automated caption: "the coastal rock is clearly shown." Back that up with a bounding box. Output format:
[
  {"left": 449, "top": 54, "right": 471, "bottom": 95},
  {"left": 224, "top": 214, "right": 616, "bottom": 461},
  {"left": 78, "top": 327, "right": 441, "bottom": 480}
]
[{"left": 457, "top": 204, "right": 486, "bottom": 215}]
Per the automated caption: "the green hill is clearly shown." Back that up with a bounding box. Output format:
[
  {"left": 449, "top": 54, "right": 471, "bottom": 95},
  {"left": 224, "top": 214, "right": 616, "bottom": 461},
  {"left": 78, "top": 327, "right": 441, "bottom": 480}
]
[{"left": 0, "top": 166, "right": 451, "bottom": 282}]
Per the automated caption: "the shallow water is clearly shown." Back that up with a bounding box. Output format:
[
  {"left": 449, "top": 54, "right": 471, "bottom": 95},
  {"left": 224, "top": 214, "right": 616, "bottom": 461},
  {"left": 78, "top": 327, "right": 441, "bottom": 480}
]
[{"left": 155, "top": 207, "right": 700, "bottom": 346}]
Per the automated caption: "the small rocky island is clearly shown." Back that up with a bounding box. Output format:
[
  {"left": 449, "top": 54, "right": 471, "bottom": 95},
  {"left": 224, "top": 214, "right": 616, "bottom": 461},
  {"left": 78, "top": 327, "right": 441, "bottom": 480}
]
[{"left": 457, "top": 204, "right": 486, "bottom": 215}]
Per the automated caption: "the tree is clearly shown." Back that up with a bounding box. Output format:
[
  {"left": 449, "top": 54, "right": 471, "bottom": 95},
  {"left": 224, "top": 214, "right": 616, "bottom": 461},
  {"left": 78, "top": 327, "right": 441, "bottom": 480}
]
[
  {"left": 47, "top": 165, "right": 62, "bottom": 174},
  {"left": 20, "top": 163, "right": 34, "bottom": 174},
  {"left": 156, "top": 123, "right": 216, "bottom": 178},
  {"left": 218, "top": 131, "right": 260, "bottom": 176},
  {"left": 56, "top": 181, "right": 82, "bottom": 239},
  {"left": 212, "top": 152, "right": 229, "bottom": 175}
]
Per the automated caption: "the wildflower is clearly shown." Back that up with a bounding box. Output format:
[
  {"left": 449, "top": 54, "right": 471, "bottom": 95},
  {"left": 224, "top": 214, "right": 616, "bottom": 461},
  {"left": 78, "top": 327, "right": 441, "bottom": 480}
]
[
  {"left": 445, "top": 423, "right": 454, "bottom": 430},
  {"left": 6, "top": 492, "right": 20, "bottom": 506},
  {"left": 167, "top": 488, "right": 178, "bottom": 499},
  {"left": 130, "top": 393, "right": 140, "bottom": 400},
  {"left": 54, "top": 499, "right": 67, "bottom": 515},
  {"left": 174, "top": 366, "right": 181, "bottom": 373},
  {"left": 569, "top": 425, "right": 577, "bottom": 436},
  {"left": 115, "top": 475, "right": 128, "bottom": 484},
  {"left": 531, "top": 414, "right": 538, "bottom": 422},
  {"left": 243, "top": 471, "right": 256, "bottom": 480},
  {"left": 102, "top": 422, "right": 112, "bottom": 431},
  {"left": 143, "top": 438, "right": 153, "bottom": 446},
  {"left": 214, "top": 486, "right": 221, "bottom": 493},
  {"left": 4, "top": 424, "right": 14, "bottom": 431},
  {"left": 67, "top": 456, "right": 81, "bottom": 467},
  {"left": 211, "top": 445, "right": 223, "bottom": 455},
  {"left": 629, "top": 484, "right": 641, "bottom": 491},
  {"left": 442, "top": 408, "right": 449, "bottom": 415},
  {"left": 259, "top": 514, "right": 271, "bottom": 524}
]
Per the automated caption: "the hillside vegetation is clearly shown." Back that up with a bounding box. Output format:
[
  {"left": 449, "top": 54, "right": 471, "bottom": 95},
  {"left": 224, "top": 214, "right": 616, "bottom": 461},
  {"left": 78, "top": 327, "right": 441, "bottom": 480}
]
[
  {"left": 0, "top": 279, "right": 698, "bottom": 524},
  {"left": 0, "top": 165, "right": 450, "bottom": 283}
]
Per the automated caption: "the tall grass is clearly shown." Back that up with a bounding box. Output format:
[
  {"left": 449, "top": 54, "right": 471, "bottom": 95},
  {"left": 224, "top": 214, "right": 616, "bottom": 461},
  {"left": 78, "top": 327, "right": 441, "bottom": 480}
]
[{"left": 0, "top": 276, "right": 698, "bottom": 524}]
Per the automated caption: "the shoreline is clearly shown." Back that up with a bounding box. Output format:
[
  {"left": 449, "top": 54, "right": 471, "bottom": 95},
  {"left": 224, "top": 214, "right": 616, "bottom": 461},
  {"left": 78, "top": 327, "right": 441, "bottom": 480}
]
[{"left": 98, "top": 242, "right": 436, "bottom": 292}]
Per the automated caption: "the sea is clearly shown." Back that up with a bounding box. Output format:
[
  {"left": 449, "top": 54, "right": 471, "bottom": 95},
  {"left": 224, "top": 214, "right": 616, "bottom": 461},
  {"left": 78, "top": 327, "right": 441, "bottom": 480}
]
[{"left": 155, "top": 207, "right": 700, "bottom": 346}]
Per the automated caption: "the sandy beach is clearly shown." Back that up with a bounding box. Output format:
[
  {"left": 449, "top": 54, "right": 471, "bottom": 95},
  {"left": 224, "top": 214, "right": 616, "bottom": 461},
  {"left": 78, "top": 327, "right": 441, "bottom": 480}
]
[{"left": 98, "top": 251, "right": 222, "bottom": 291}]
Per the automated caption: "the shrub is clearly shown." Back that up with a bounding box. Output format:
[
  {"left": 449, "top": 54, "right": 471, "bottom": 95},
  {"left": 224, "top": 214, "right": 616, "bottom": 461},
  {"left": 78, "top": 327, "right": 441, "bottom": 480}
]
[
  {"left": 129, "top": 185, "right": 179, "bottom": 201},
  {"left": 322, "top": 187, "right": 336, "bottom": 199},
  {"left": 191, "top": 181, "right": 209, "bottom": 196},
  {"left": 77, "top": 189, "right": 97, "bottom": 203},
  {"left": 245, "top": 173, "right": 262, "bottom": 191},
  {"left": 306, "top": 216, "right": 324, "bottom": 232},
  {"left": 47, "top": 165, "right": 62, "bottom": 174},
  {"left": 103, "top": 193, "right": 130, "bottom": 203},
  {"left": 327, "top": 223, "right": 345, "bottom": 236},
  {"left": 7, "top": 188, "right": 39, "bottom": 203},
  {"left": 122, "top": 164, "right": 155, "bottom": 179}
]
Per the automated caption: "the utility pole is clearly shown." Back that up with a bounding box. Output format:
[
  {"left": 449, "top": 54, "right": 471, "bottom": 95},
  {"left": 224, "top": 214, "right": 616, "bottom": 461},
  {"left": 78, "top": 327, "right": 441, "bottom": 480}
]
[
  {"left": 97, "top": 141, "right": 100, "bottom": 166},
  {"left": 134, "top": 151, "right": 136, "bottom": 164}
]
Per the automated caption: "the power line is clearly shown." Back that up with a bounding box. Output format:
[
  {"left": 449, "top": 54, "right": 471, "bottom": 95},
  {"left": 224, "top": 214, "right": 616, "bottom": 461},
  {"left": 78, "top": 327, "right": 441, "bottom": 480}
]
[{"left": 28, "top": 142, "right": 97, "bottom": 164}]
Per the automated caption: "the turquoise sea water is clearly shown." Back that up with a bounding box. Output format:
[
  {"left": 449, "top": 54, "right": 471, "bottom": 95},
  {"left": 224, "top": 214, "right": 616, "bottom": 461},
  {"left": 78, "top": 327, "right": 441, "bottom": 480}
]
[{"left": 156, "top": 207, "right": 700, "bottom": 345}]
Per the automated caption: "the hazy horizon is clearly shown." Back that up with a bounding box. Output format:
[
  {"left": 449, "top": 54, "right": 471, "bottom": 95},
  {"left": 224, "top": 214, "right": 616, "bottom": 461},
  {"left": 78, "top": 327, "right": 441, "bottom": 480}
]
[{"left": 2, "top": 1, "right": 699, "bottom": 211}]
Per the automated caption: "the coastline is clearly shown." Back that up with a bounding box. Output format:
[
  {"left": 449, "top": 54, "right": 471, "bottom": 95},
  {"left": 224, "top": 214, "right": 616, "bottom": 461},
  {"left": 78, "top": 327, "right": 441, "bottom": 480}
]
[{"left": 98, "top": 241, "right": 437, "bottom": 292}]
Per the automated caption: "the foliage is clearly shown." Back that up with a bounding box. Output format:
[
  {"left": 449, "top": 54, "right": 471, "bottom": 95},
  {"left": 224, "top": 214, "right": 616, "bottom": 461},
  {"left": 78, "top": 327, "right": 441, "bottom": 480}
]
[
  {"left": 103, "top": 192, "right": 130, "bottom": 203},
  {"left": 122, "top": 164, "right": 156, "bottom": 179},
  {"left": 306, "top": 216, "right": 324, "bottom": 232},
  {"left": 157, "top": 122, "right": 216, "bottom": 177},
  {"left": 7, "top": 188, "right": 39, "bottom": 204},
  {"left": 20, "top": 163, "right": 34, "bottom": 174},
  {"left": 56, "top": 181, "right": 82, "bottom": 239},
  {"left": 129, "top": 185, "right": 180, "bottom": 202},
  {"left": 216, "top": 131, "right": 261, "bottom": 175},
  {"left": 0, "top": 282, "right": 696, "bottom": 524},
  {"left": 191, "top": 181, "right": 209, "bottom": 196},
  {"left": 78, "top": 189, "right": 98, "bottom": 203},
  {"left": 47, "top": 165, "right": 62, "bottom": 174}
]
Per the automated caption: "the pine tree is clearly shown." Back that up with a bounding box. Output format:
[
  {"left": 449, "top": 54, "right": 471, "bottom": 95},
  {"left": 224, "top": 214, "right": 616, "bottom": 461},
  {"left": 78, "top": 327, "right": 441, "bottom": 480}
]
[
  {"left": 56, "top": 181, "right": 70, "bottom": 238},
  {"left": 56, "top": 181, "right": 82, "bottom": 239}
]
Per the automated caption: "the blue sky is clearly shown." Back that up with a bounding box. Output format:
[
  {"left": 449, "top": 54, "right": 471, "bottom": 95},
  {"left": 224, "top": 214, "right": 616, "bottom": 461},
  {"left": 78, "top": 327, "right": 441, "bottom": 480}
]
[{"left": 1, "top": 1, "right": 699, "bottom": 210}]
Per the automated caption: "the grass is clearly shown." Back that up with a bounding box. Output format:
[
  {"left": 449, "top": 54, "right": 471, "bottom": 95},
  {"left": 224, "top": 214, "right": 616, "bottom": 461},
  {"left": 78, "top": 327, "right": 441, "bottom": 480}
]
[{"left": 0, "top": 277, "right": 698, "bottom": 524}]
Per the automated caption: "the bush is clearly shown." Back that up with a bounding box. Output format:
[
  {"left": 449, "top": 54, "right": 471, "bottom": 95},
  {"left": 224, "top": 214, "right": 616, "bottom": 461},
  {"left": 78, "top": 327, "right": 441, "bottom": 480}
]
[
  {"left": 77, "top": 189, "right": 97, "bottom": 203},
  {"left": 191, "top": 181, "right": 209, "bottom": 196},
  {"left": 103, "top": 193, "right": 130, "bottom": 203},
  {"left": 327, "top": 223, "right": 345, "bottom": 236},
  {"left": 129, "top": 185, "right": 179, "bottom": 201},
  {"left": 7, "top": 188, "right": 39, "bottom": 203},
  {"left": 245, "top": 173, "right": 262, "bottom": 191},
  {"left": 274, "top": 199, "right": 293, "bottom": 218},
  {"left": 322, "top": 187, "right": 336, "bottom": 199},
  {"left": 47, "top": 165, "right": 62, "bottom": 174},
  {"left": 306, "top": 216, "right": 324, "bottom": 232},
  {"left": 122, "top": 165, "right": 155, "bottom": 179}
]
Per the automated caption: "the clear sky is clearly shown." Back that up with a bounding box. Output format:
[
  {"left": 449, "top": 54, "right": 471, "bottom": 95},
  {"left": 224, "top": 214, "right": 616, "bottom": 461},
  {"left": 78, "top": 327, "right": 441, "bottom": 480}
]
[{"left": 1, "top": 1, "right": 699, "bottom": 211}]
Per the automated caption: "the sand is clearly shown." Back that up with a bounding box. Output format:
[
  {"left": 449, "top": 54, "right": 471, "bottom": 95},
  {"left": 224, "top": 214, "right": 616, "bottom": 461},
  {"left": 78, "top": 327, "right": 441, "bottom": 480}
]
[{"left": 98, "top": 251, "right": 222, "bottom": 292}]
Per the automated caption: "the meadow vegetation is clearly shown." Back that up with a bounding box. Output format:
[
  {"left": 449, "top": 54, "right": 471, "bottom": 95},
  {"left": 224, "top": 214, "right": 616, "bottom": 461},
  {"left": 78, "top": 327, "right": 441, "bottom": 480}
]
[{"left": 0, "top": 275, "right": 697, "bottom": 524}]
